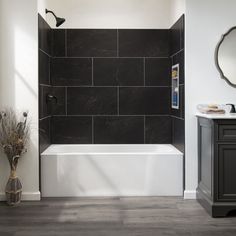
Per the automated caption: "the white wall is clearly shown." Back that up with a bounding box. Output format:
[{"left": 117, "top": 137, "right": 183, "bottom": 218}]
[
  {"left": 185, "top": 0, "right": 236, "bottom": 198},
  {"left": 0, "top": 0, "right": 40, "bottom": 200},
  {"left": 170, "top": 0, "right": 185, "bottom": 25},
  {"left": 38, "top": 0, "right": 47, "bottom": 19},
  {"left": 44, "top": 0, "right": 172, "bottom": 28}
]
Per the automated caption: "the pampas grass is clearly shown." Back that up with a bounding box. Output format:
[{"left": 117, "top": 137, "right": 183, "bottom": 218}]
[{"left": 0, "top": 108, "right": 30, "bottom": 169}]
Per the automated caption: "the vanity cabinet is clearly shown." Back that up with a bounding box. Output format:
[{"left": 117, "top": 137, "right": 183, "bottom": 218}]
[{"left": 197, "top": 116, "right": 236, "bottom": 217}]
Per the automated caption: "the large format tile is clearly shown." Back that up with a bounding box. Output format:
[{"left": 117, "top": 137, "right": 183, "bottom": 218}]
[
  {"left": 145, "top": 116, "right": 172, "bottom": 144},
  {"left": 51, "top": 58, "right": 92, "bottom": 86},
  {"left": 67, "top": 87, "right": 117, "bottom": 115},
  {"left": 51, "top": 116, "right": 92, "bottom": 144},
  {"left": 39, "top": 86, "right": 52, "bottom": 119},
  {"left": 39, "top": 117, "right": 51, "bottom": 153},
  {"left": 67, "top": 29, "right": 117, "bottom": 57},
  {"left": 93, "top": 58, "right": 144, "bottom": 86},
  {"left": 172, "top": 117, "right": 185, "bottom": 153},
  {"left": 119, "top": 29, "right": 169, "bottom": 57},
  {"left": 39, "top": 50, "right": 50, "bottom": 85},
  {"left": 119, "top": 87, "right": 170, "bottom": 115},
  {"left": 38, "top": 14, "right": 52, "bottom": 55},
  {"left": 51, "top": 87, "right": 66, "bottom": 115},
  {"left": 94, "top": 116, "right": 144, "bottom": 144},
  {"left": 145, "top": 58, "right": 170, "bottom": 86},
  {"left": 170, "top": 15, "right": 184, "bottom": 55},
  {"left": 53, "top": 29, "right": 66, "bottom": 57}
]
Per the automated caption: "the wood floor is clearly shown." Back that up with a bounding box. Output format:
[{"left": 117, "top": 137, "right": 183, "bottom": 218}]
[{"left": 1, "top": 197, "right": 236, "bottom": 236}]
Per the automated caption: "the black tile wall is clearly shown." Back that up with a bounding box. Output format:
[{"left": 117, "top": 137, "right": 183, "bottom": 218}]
[
  {"left": 119, "top": 30, "right": 169, "bottom": 57},
  {"left": 67, "top": 87, "right": 118, "bottom": 115},
  {"left": 39, "top": 14, "right": 53, "bottom": 153},
  {"left": 67, "top": 29, "right": 117, "bottom": 57},
  {"left": 145, "top": 58, "right": 171, "bottom": 86},
  {"left": 51, "top": 58, "right": 92, "bottom": 86},
  {"left": 145, "top": 116, "right": 172, "bottom": 144},
  {"left": 170, "top": 15, "right": 185, "bottom": 153},
  {"left": 53, "top": 29, "right": 66, "bottom": 57},
  {"left": 119, "top": 87, "right": 170, "bottom": 115},
  {"left": 94, "top": 116, "right": 144, "bottom": 144},
  {"left": 38, "top": 14, "right": 185, "bottom": 146},
  {"left": 51, "top": 116, "right": 92, "bottom": 144},
  {"left": 39, "top": 50, "right": 50, "bottom": 85},
  {"left": 39, "top": 117, "right": 51, "bottom": 153},
  {"left": 93, "top": 58, "right": 144, "bottom": 86},
  {"left": 172, "top": 117, "right": 185, "bottom": 153}
]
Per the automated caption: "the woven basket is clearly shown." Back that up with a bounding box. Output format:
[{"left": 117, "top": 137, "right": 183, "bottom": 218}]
[{"left": 5, "top": 171, "right": 22, "bottom": 206}]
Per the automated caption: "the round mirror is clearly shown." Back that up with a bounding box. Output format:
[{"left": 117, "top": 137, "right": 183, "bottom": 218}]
[{"left": 215, "top": 26, "right": 236, "bottom": 87}]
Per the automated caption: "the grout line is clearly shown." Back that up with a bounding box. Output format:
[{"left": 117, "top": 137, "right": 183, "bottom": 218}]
[
  {"left": 39, "top": 115, "right": 51, "bottom": 121},
  {"left": 92, "top": 116, "right": 94, "bottom": 144},
  {"left": 50, "top": 56, "right": 169, "bottom": 59},
  {"left": 143, "top": 58, "right": 146, "bottom": 86},
  {"left": 171, "top": 115, "right": 185, "bottom": 121},
  {"left": 65, "top": 29, "right": 67, "bottom": 57},
  {"left": 50, "top": 85, "right": 171, "bottom": 88},
  {"left": 170, "top": 48, "right": 184, "bottom": 58},
  {"left": 117, "top": 29, "right": 119, "bottom": 57},
  {"left": 39, "top": 48, "right": 51, "bottom": 57},
  {"left": 65, "top": 87, "right": 67, "bottom": 115},
  {"left": 52, "top": 114, "right": 171, "bottom": 117},
  {"left": 91, "top": 58, "right": 94, "bottom": 86},
  {"left": 40, "top": 84, "right": 51, "bottom": 87},
  {"left": 117, "top": 87, "right": 119, "bottom": 115},
  {"left": 144, "top": 116, "right": 146, "bottom": 144}
]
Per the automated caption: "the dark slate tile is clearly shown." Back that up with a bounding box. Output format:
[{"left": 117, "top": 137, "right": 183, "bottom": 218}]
[
  {"left": 172, "top": 117, "right": 185, "bottom": 153},
  {"left": 170, "top": 15, "right": 184, "bottom": 55},
  {"left": 51, "top": 116, "right": 92, "bottom": 144},
  {"left": 39, "top": 50, "right": 50, "bottom": 85},
  {"left": 51, "top": 87, "right": 66, "bottom": 115},
  {"left": 51, "top": 58, "right": 92, "bottom": 86},
  {"left": 119, "top": 87, "right": 170, "bottom": 115},
  {"left": 93, "top": 58, "right": 144, "bottom": 86},
  {"left": 171, "top": 85, "right": 184, "bottom": 119},
  {"left": 67, "top": 29, "right": 117, "bottom": 57},
  {"left": 39, "top": 85, "right": 52, "bottom": 119},
  {"left": 172, "top": 50, "right": 184, "bottom": 85},
  {"left": 119, "top": 29, "right": 169, "bottom": 57},
  {"left": 38, "top": 14, "right": 52, "bottom": 55},
  {"left": 145, "top": 58, "right": 170, "bottom": 86},
  {"left": 94, "top": 116, "right": 144, "bottom": 144},
  {"left": 67, "top": 87, "right": 117, "bottom": 115},
  {"left": 53, "top": 29, "right": 66, "bottom": 57},
  {"left": 145, "top": 116, "right": 172, "bottom": 144},
  {"left": 39, "top": 117, "right": 51, "bottom": 154}
]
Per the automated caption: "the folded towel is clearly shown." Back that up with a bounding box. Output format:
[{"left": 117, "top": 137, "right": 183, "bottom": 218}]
[{"left": 197, "top": 104, "right": 225, "bottom": 114}]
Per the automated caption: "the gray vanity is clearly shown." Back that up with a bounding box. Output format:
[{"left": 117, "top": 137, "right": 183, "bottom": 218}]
[{"left": 197, "top": 113, "right": 236, "bottom": 217}]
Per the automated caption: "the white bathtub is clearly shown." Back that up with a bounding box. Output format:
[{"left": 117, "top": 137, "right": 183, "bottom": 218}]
[{"left": 41, "top": 144, "right": 183, "bottom": 197}]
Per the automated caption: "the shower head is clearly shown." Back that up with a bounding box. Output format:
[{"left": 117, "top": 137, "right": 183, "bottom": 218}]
[{"left": 45, "top": 9, "right": 65, "bottom": 27}]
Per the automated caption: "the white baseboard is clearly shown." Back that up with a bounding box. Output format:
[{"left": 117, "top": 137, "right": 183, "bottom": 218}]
[
  {"left": 184, "top": 190, "right": 197, "bottom": 199},
  {"left": 0, "top": 191, "right": 41, "bottom": 201}
]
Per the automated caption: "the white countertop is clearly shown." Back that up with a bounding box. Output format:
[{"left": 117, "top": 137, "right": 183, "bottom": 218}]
[{"left": 196, "top": 112, "right": 236, "bottom": 119}]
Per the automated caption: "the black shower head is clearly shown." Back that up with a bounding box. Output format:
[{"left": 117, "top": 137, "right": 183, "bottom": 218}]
[{"left": 45, "top": 9, "right": 65, "bottom": 27}]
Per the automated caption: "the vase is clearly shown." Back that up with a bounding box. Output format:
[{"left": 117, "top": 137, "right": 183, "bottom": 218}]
[{"left": 5, "top": 168, "right": 22, "bottom": 206}]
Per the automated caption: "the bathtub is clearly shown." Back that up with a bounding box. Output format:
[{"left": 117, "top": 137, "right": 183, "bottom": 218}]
[{"left": 41, "top": 144, "right": 183, "bottom": 197}]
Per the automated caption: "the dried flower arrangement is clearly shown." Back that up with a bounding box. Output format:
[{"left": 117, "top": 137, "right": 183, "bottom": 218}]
[{"left": 0, "top": 108, "right": 30, "bottom": 205}]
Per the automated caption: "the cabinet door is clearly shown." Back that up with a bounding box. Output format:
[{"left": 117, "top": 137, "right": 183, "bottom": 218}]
[{"left": 217, "top": 144, "right": 236, "bottom": 201}]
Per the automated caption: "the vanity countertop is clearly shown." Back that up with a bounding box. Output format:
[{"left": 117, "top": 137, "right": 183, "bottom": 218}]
[{"left": 196, "top": 112, "right": 236, "bottom": 119}]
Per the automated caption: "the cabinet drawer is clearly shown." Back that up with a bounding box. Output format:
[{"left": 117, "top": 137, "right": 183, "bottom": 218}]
[{"left": 218, "top": 124, "right": 236, "bottom": 141}]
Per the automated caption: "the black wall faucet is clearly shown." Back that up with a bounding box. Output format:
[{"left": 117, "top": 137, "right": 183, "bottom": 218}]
[
  {"left": 46, "top": 94, "right": 58, "bottom": 104},
  {"left": 226, "top": 104, "right": 236, "bottom": 113}
]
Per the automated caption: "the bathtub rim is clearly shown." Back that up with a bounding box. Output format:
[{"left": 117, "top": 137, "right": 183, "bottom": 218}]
[{"left": 41, "top": 144, "right": 183, "bottom": 156}]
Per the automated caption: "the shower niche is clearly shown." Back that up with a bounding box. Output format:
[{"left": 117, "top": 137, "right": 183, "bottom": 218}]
[{"left": 171, "top": 64, "right": 179, "bottom": 109}]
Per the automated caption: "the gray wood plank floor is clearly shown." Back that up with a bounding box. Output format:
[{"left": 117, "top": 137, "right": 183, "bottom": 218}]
[{"left": 0, "top": 197, "right": 236, "bottom": 236}]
